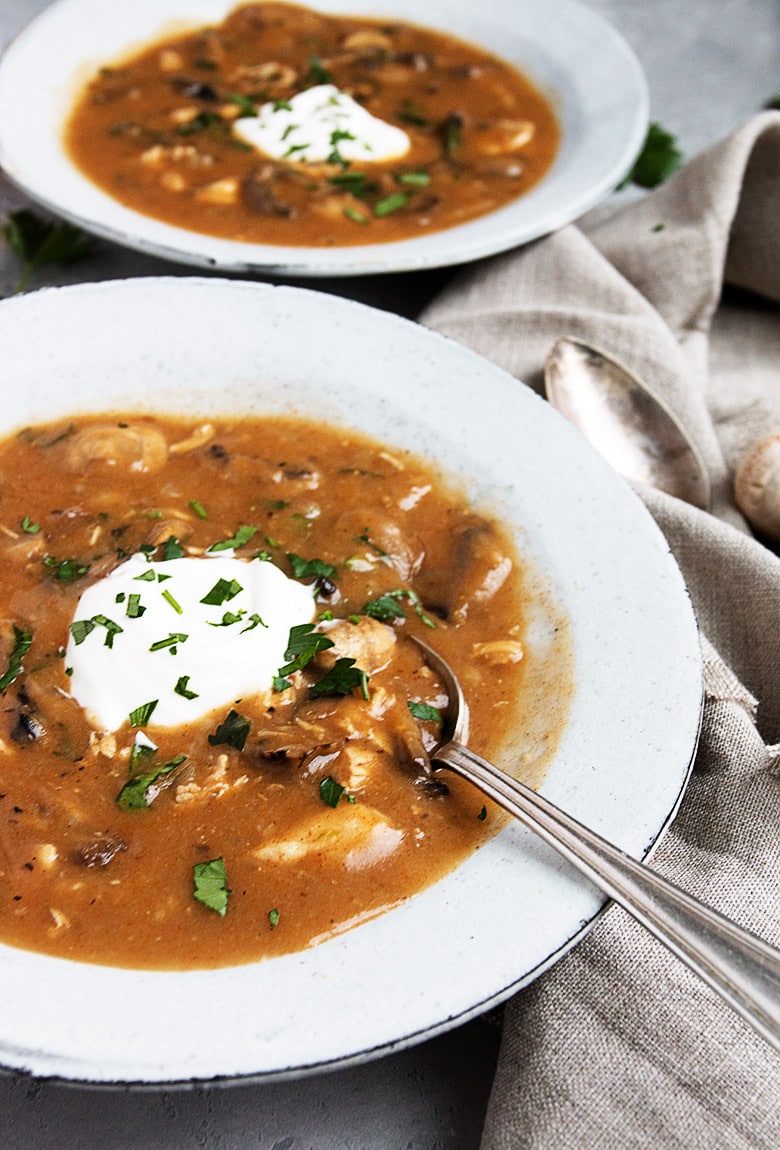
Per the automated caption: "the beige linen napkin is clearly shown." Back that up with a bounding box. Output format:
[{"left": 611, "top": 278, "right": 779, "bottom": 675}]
[{"left": 420, "top": 112, "right": 780, "bottom": 1148}]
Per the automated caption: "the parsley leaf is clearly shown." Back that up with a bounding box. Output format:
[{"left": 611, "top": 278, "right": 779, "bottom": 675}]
[
  {"left": 621, "top": 122, "right": 683, "bottom": 189},
  {"left": 2, "top": 209, "right": 95, "bottom": 294},
  {"left": 200, "top": 577, "right": 243, "bottom": 606},
  {"left": 207, "top": 525, "right": 258, "bottom": 552},
  {"left": 208, "top": 708, "right": 251, "bottom": 751},
  {"left": 407, "top": 700, "right": 442, "bottom": 723},
  {"left": 362, "top": 589, "right": 436, "bottom": 628},
  {"left": 129, "top": 699, "right": 158, "bottom": 727},
  {"left": 273, "top": 622, "right": 334, "bottom": 689},
  {"left": 193, "top": 857, "right": 230, "bottom": 916},
  {"left": 287, "top": 553, "right": 337, "bottom": 581},
  {"left": 319, "top": 775, "right": 345, "bottom": 808},
  {"left": 161, "top": 536, "right": 185, "bottom": 560},
  {"left": 174, "top": 674, "right": 199, "bottom": 699},
  {"left": 0, "top": 625, "right": 32, "bottom": 691},
  {"left": 311, "top": 657, "right": 369, "bottom": 700},
  {"left": 116, "top": 753, "right": 186, "bottom": 810}
]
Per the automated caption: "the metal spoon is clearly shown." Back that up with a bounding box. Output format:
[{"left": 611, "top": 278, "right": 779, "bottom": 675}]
[
  {"left": 544, "top": 337, "right": 711, "bottom": 510},
  {"left": 413, "top": 636, "right": 780, "bottom": 1053}
]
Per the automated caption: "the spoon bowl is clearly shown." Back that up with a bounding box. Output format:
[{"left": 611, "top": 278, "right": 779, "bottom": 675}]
[
  {"left": 544, "top": 337, "right": 711, "bottom": 509},
  {"left": 412, "top": 635, "right": 780, "bottom": 1053}
]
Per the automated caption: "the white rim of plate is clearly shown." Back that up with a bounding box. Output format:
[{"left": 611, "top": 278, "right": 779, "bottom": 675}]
[
  {"left": 0, "top": 0, "right": 649, "bottom": 276},
  {"left": 0, "top": 278, "right": 701, "bottom": 1085}
]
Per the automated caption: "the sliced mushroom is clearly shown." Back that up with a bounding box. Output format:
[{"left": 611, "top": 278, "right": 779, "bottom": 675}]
[
  {"left": 316, "top": 617, "right": 397, "bottom": 675},
  {"left": 64, "top": 423, "right": 169, "bottom": 474}
]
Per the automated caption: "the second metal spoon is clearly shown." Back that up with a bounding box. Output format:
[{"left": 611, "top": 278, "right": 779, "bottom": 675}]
[
  {"left": 414, "top": 636, "right": 780, "bottom": 1054},
  {"left": 544, "top": 337, "right": 711, "bottom": 510}
]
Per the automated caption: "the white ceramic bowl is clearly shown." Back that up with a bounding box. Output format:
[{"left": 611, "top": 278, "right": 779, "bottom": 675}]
[
  {"left": 0, "top": 277, "right": 700, "bottom": 1084},
  {"left": 0, "top": 0, "right": 648, "bottom": 276}
]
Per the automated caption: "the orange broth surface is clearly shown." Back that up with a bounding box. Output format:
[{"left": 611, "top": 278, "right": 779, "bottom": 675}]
[
  {"left": 65, "top": 2, "right": 561, "bottom": 246},
  {"left": 0, "top": 413, "right": 570, "bottom": 969}
]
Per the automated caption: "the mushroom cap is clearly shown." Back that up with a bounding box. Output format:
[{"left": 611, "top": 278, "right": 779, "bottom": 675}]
[{"left": 734, "top": 433, "right": 780, "bottom": 542}]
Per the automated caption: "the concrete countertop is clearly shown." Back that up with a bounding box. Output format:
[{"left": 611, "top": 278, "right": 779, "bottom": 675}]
[{"left": 0, "top": 2, "right": 777, "bottom": 1147}]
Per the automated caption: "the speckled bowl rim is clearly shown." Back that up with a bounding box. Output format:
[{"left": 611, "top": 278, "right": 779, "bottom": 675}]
[
  {"left": 0, "top": 0, "right": 648, "bottom": 276},
  {"left": 0, "top": 278, "right": 701, "bottom": 1085}
]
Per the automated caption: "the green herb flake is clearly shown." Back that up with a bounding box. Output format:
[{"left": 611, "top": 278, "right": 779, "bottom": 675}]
[
  {"left": 344, "top": 206, "right": 369, "bottom": 224},
  {"left": 69, "top": 619, "right": 96, "bottom": 646},
  {"left": 226, "top": 92, "right": 257, "bottom": 116},
  {"left": 189, "top": 499, "right": 208, "bottom": 520},
  {"left": 200, "top": 577, "right": 243, "bottom": 606},
  {"left": 275, "top": 622, "right": 334, "bottom": 682},
  {"left": 161, "top": 588, "right": 184, "bottom": 614},
  {"left": 129, "top": 699, "right": 158, "bottom": 727},
  {"left": 134, "top": 569, "right": 156, "bottom": 582},
  {"left": 174, "top": 675, "right": 199, "bottom": 700},
  {"left": 398, "top": 98, "right": 429, "bottom": 127},
  {"left": 2, "top": 209, "right": 94, "bottom": 294},
  {"left": 268, "top": 907, "right": 280, "bottom": 929},
  {"left": 307, "top": 55, "right": 332, "bottom": 85},
  {"left": 396, "top": 171, "right": 430, "bottom": 187},
  {"left": 374, "top": 192, "right": 408, "bottom": 218},
  {"left": 162, "top": 536, "right": 185, "bottom": 561},
  {"left": 208, "top": 525, "right": 258, "bottom": 553},
  {"left": 319, "top": 775, "right": 345, "bottom": 808},
  {"left": 208, "top": 708, "right": 251, "bottom": 751},
  {"left": 126, "top": 593, "right": 145, "bottom": 618},
  {"left": 286, "top": 553, "right": 337, "bottom": 581},
  {"left": 0, "top": 625, "right": 32, "bottom": 691},
  {"left": 176, "top": 110, "right": 222, "bottom": 135},
  {"left": 91, "top": 614, "right": 123, "bottom": 648},
  {"left": 149, "top": 632, "right": 188, "bottom": 653},
  {"left": 116, "top": 753, "right": 186, "bottom": 810},
  {"left": 43, "top": 555, "right": 90, "bottom": 581},
  {"left": 311, "top": 657, "right": 370, "bottom": 700},
  {"left": 362, "top": 588, "right": 436, "bottom": 628},
  {"left": 241, "top": 613, "right": 267, "bottom": 633},
  {"left": 20, "top": 516, "right": 40, "bottom": 534},
  {"left": 407, "top": 700, "right": 442, "bottom": 723},
  {"left": 621, "top": 122, "right": 683, "bottom": 189},
  {"left": 478, "top": 805, "right": 488, "bottom": 821},
  {"left": 193, "top": 857, "right": 230, "bottom": 916}
]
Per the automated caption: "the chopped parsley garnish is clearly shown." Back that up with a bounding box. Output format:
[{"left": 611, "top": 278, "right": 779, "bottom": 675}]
[
  {"left": 208, "top": 609, "right": 247, "bottom": 627},
  {"left": 2, "top": 208, "right": 94, "bottom": 294},
  {"left": 241, "top": 613, "right": 267, "bottom": 633},
  {"left": 70, "top": 615, "right": 123, "bottom": 648},
  {"left": 134, "top": 569, "right": 157, "bottom": 582},
  {"left": 328, "top": 128, "right": 355, "bottom": 167},
  {"left": 176, "top": 110, "right": 222, "bottom": 135},
  {"left": 441, "top": 112, "right": 463, "bottom": 158},
  {"left": 398, "top": 98, "right": 429, "bottom": 127},
  {"left": 311, "top": 657, "right": 369, "bottom": 700},
  {"left": 174, "top": 675, "right": 199, "bottom": 699},
  {"left": 621, "top": 122, "right": 683, "bottom": 189},
  {"left": 407, "top": 700, "right": 442, "bottom": 723},
  {"left": 273, "top": 622, "right": 334, "bottom": 690},
  {"left": 268, "top": 907, "right": 280, "bottom": 929},
  {"left": 125, "top": 593, "right": 145, "bottom": 618},
  {"left": 193, "top": 857, "right": 230, "bottom": 916},
  {"left": 374, "top": 192, "right": 408, "bottom": 218},
  {"left": 208, "top": 708, "right": 251, "bottom": 751},
  {"left": 200, "top": 577, "right": 243, "bottom": 606},
  {"left": 116, "top": 753, "right": 186, "bottom": 810},
  {"left": 362, "top": 589, "right": 436, "bottom": 628},
  {"left": 330, "top": 171, "right": 369, "bottom": 196},
  {"left": 149, "top": 632, "right": 188, "bottom": 653},
  {"left": 43, "top": 555, "right": 90, "bottom": 581},
  {"left": 0, "top": 625, "right": 32, "bottom": 691},
  {"left": 189, "top": 499, "right": 208, "bottom": 520},
  {"left": 307, "top": 55, "right": 332, "bottom": 85},
  {"left": 20, "top": 516, "right": 40, "bottom": 534},
  {"left": 396, "top": 171, "right": 430, "bottom": 187},
  {"left": 478, "top": 805, "right": 488, "bottom": 821},
  {"left": 161, "top": 536, "right": 185, "bottom": 560},
  {"left": 129, "top": 699, "right": 158, "bottom": 727},
  {"left": 319, "top": 775, "right": 345, "bottom": 808},
  {"left": 208, "top": 525, "right": 258, "bottom": 552},
  {"left": 161, "top": 588, "right": 183, "bottom": 614},
  {"left": 226, "top": 92, "right": 257, "bottom": 116},
  {"left": 286, "top": 553, "right": 337, "bottom": 581},
  {"left": 344, "top": 206, "right": 369, "bottom": 225}
]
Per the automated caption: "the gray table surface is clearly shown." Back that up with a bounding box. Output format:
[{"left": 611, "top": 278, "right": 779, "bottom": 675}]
[{"left": 0, "top": 1, "right": 778, "bottom": 1147}]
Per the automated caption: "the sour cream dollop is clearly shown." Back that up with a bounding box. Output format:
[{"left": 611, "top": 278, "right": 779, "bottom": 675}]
[
  {"left": 66, "top": 555, "right": 315, "bottom": 732},
  {"left": 233, "top": 83, "right": 410, "bottom": 164}
]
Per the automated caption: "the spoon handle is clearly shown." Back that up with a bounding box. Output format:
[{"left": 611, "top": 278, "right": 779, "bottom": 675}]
[{"left": 436, "top": 740, "right": 780, "bottom": 1054}]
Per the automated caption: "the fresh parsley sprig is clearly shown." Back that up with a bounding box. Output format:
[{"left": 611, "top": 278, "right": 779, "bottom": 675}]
[
  {"left": 2, "top": 209, "right": 95, "bottom": 294},
  {"left": 620, "top": 122, "right": 683, "bottom": 189}
]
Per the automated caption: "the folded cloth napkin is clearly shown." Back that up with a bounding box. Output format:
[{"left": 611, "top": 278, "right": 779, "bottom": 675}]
[{"left": 419, "top": 112, "right": 780, "bottom": 1149}]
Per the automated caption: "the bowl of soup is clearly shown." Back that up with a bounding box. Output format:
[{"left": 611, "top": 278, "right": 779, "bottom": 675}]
[
  {"left": 0, "top": 0, "right": 648, "bottom": 275},
  {"left": 0, "top": 276, "right": 700, "bottom": 1083}
]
